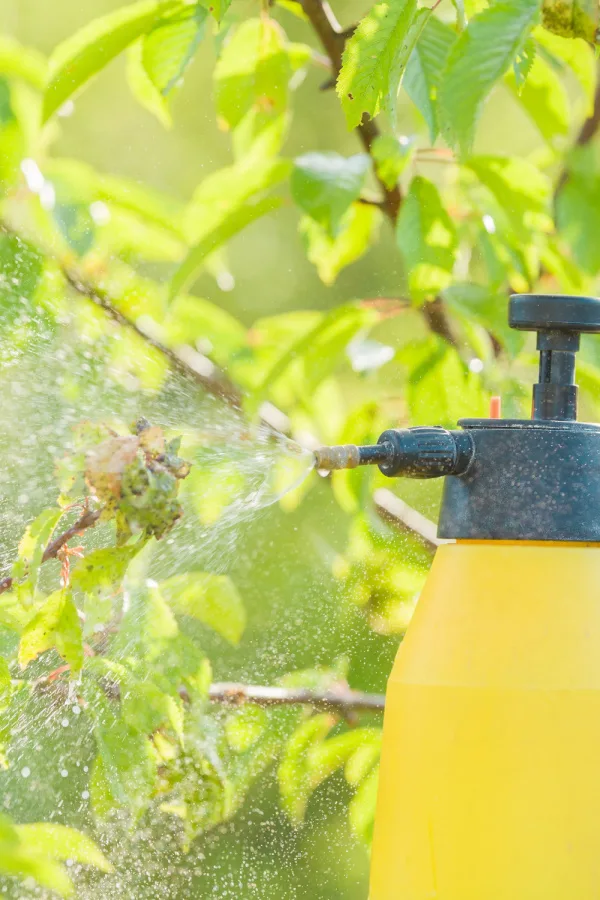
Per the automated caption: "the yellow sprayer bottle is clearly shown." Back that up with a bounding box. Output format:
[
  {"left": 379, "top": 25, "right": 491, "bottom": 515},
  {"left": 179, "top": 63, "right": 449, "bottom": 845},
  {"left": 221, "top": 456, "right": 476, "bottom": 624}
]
[{"left": 315, "top": 294, "right": 600, "bottom": 900}]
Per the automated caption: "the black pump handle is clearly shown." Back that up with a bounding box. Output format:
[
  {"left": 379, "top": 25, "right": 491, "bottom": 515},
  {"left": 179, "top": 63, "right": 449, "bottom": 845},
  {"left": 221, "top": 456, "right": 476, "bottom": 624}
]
[{"left": 509, "top": 294, "right": 600, "bottom": 421}]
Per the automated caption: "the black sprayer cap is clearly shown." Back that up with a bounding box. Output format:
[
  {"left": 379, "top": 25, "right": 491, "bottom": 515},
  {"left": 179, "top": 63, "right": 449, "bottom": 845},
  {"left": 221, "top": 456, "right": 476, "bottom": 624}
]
[{"left": 509, "top": 294, "right": 600, "bottom": 421}]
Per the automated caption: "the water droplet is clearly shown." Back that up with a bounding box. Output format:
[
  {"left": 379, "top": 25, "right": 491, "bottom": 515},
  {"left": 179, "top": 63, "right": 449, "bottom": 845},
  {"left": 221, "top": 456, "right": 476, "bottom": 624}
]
[
  {"left": 60, "top": 769, "right": 68, "bottom": 778},
  {"left": 21, "top": 767, "right": 30, "bottom": 778}
]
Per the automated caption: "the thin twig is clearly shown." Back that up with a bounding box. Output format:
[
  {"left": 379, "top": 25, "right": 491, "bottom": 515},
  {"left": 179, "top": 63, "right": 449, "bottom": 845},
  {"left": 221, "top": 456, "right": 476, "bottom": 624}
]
[
  {"left": 374, "top": 488, "right": 444, "bottom": 552},
  {"left": 0, "top": 507, "right": 102, "bottom": 596},
  {"left": 208, "top": 682, "right": 385, "bottom": 712}
]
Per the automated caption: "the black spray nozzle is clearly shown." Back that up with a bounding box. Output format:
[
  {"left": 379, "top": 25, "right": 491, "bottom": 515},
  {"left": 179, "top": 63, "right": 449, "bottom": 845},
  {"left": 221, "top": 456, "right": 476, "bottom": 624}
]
[{"left": 315, "top": 427, "right": 473, "bottom": 479}]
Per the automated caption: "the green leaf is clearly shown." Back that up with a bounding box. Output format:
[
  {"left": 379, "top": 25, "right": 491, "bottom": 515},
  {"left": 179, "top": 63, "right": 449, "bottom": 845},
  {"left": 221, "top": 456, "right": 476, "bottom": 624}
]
[
  {"left": 0, "top": 818, "right": 74, "bottom": 897},
  {"left": 184, "top": 151, "right": 289, "bottom": 242},
  {"left": 171, "top": 193, "right": 281, "bottom": 297},
  {"left": 159, "top": 572, "right": 246, "bottom": 644},
  {"left": 444, "top": 282, "right": 524, "bottom": 354},
  {"left": 404, "top": 17, "right": 456, "bottom": 141},
  {"left": 291, "top": 153, "right": 370, "bottom": 235},
  {"left": 505, "top": 53, "right": 569, "bottom": 143},
  {"left": 438, "top": 0, "right": 541, "bottom": 154},
  {"left": 18, "top": 590, "right": 83, "bottom": 674},
  {"left": 300, "top": 202, "right": 381, "bottom": 285},
  {"left": 0, "top": 231, "right": 43, "bottom": 313},
  {"left": 278, "top": 713, "right": 335, "bottom": 824},
  {"left": 275, "top": 0, "right": 309, "bottom": 20},
  {"left": 163, "top": 294, "right": 246, "bottom": 365},
  {"left": 278, "top": 717, "right": 380, "bottom": 826},
  {"left": 0, "top": 657, "right": 9, "bottom": 693},
  {"left": 557, "top": 171, "right": 600, "bottom": 274},
  {"left": 199, "top": 0, "right": 232, "bottom": 20},
  {"left": 12, "top": 507, "right": 63, "bottom": 602},
  {"left": 250, "top": 303, "right": 376, "bottom": 407},
  {"left": 371, "top": 135, "right": 414, "bottom": 190},
  {"left": 53, "top": 203, "right": 96, "bottom": 257},
  {"left": 121, "top": 677, "right": 184, "bottom": 740},
  {"left": 43, "top": 0, "right": 182, "bottom": 122},
  {"left": 399, "top": 337, "right": 487, "bottom": 425},
  {"left": 92, "top": 722, "right": 156, "bottom": 817},
  {"left": 15, "top": 824, "right": 113, "bottom": 873},
  {"left": 337, "top": 0, "right": 429, "bottom": 129},
  {"left": 534, "top": 27, "right": 596, "bottom": 116},
  {"left": 465, "top": 155, "right": 551, "bottom": 238},
  {"left": 71, "top": 546, "right": 139, "bottom": 596},
  {"left": 396, "top": 176, "right": 458, "bottom": 299},
  {"left": 226, "top": 706, "right": 268, "bottom": 752},
  {"left": 143, "top": 4, "right": 207, "bottom": 96},
  {"left": 512, "top": 35, "right": 536, "bottom": 87},
  {"left": 349, "top": 763, "right": 379, "bottom": 842},
  {"left": 0, "top": 36, "right": 47, "bottom": 90},
  {"left": 127, "top": 40, "right": 172, "bottom": 127},
  {"left": 215, "top": 18, "right": 290, "bottom": 134}
]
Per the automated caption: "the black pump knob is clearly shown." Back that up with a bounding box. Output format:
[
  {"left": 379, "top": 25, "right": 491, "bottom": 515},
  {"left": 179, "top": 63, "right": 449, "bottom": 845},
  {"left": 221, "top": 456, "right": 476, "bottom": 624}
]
[
  {"left": 510, "top": 293, "right": 600, "bottom": 334},
  {"left": 509, "top": 293, "right": 600, "bottom": 421}
]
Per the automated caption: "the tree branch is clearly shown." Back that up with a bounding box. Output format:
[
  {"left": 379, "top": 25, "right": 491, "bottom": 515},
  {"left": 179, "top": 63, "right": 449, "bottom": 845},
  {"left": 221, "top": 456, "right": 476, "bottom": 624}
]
[
  {"left": 373, "top": 488, "right": 443, "bottom": 553},
  {"left": 299, "top": 0, "right": 458, "bottom": 343},
  {"left": 63, "top": 269, "right": 242, "bottom": 408},
  {"left": 555, "top": 69, "right": 600, "bottom": 199},
  {"left": 0, "top": 223, "right": 242, "bottom": 408},
  {"left": 208, "top": 682, "right": 385, "bottom": 712},
  {"left": 299, "top": 0, "right": 401, "bottom": 221},
  {"left": 0, "top": 506, "right": 102, "bottom": 596}
]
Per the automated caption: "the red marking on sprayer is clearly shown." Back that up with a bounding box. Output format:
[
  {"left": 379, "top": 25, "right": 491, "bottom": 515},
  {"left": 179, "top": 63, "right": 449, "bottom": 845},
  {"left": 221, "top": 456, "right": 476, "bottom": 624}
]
[{"left": 489, "top": 396, "right": 502, "bottom": 419}]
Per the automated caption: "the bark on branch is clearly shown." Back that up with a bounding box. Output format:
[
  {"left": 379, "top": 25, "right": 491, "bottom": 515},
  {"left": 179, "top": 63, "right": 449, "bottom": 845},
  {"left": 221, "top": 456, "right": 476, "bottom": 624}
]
[
  {"left": 0, "top": 506, "right": 102, "bottom": 596},
  {"left": 63, "top": 269, "right": 242, "bottom": 407},
  {"left": 208, "top": 681, "right": 385, "bottom": 712},
  {"left": 555, "top": 72, "right": 600, "bottom": 199}
]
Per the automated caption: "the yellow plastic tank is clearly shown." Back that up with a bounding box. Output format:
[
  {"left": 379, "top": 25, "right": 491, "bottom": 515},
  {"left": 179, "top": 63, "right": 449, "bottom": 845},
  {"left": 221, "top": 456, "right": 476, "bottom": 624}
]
[{"left": 369, "top": 540, "right": 600, "bottom": 900}]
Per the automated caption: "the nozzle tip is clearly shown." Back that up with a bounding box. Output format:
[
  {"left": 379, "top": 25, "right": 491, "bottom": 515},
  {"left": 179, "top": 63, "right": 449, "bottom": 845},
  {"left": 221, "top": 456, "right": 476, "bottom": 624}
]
[{"left": 314, "top": 444, "right": 361, "bottom": 471}]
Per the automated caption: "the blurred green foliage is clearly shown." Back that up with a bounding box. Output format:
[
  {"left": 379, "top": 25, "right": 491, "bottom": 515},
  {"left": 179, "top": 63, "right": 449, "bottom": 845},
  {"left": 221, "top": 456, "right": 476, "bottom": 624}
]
[{"left": 0, "top": 0, "right": 599, "bottom": 896}]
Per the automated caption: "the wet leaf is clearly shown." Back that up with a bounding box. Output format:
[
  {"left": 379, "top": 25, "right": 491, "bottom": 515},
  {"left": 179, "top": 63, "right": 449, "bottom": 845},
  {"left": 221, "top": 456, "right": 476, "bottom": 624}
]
[
  {"left": 160, "top": 571, "right": 246, "bottom": 645},
  {"left": 300, "top": 202, "right": 381, "bottom": 285},
  {"left": 18, "top": 590, "right": 83, "bottom": 673},
  {"left": 43, "top": 0, "right": 182, "bottom": 121},
  {"left": 438, "top": 0, "right": 541, "bottom": 153},
  {"left": 337, "top": 0, "right": 428, "bottom": 129},
  {"left": 404, "top": 17, "right": 456, "bottom": 141},
  {"left": 396, "top": 176, "right": 458, "bottom": 299},
  {"left": 291, "top": 152, "right": 370, "bottom": 235},
  {"left": 143, "top": 4, "right": 207, "bottom": 96},
  {"left": 15, "top": 824, "right": 113, "bottom": 873},
  {"left": 12, "top": 508, "right": 63, "bottom": 604}
]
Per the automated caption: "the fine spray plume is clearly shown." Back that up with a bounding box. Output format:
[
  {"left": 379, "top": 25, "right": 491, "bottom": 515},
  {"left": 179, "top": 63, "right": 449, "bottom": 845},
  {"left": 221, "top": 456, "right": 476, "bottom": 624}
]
[{"left": 0, "top": 298, "right": 319, "bottom": 899}]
